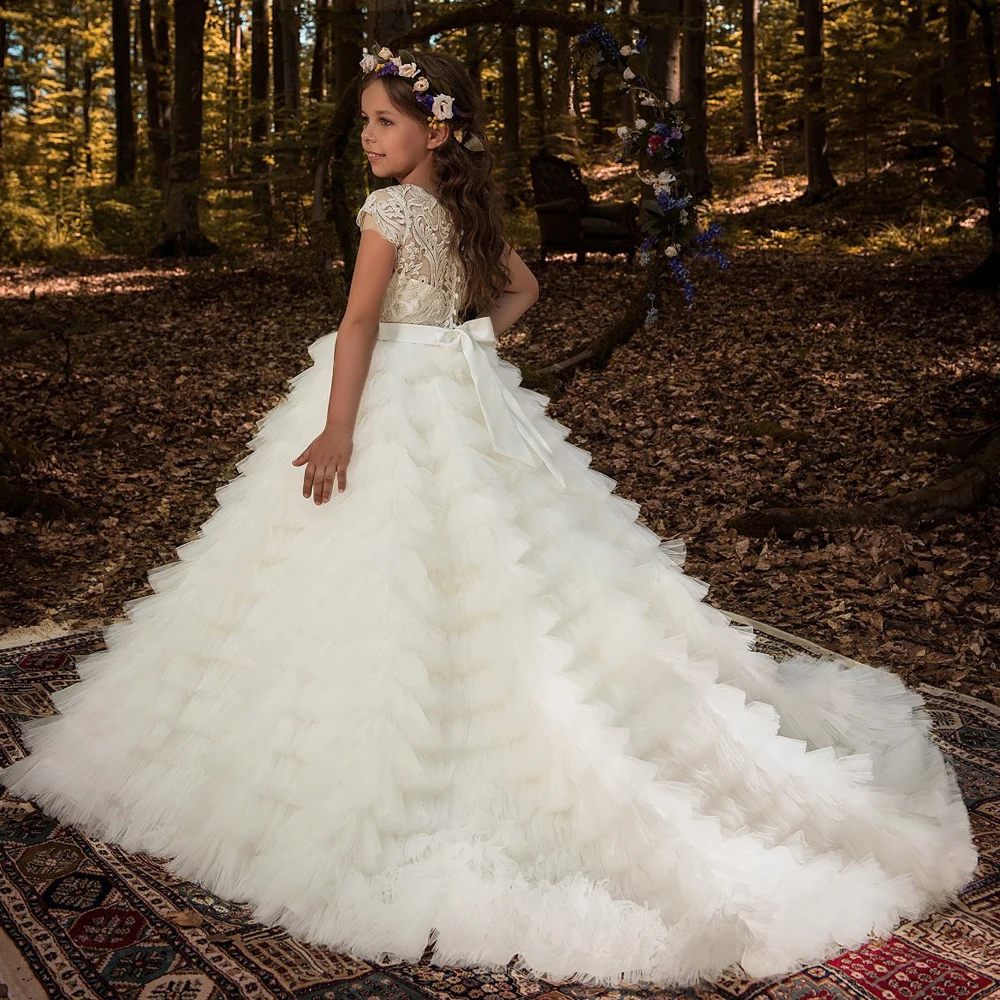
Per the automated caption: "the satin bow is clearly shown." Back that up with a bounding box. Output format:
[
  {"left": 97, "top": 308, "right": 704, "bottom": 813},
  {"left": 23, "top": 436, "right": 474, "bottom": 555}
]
[
  {"left": 377, "top": 317, "right": 565, "bottom": 488},
  {"left": 435, "top": 319, "right": 566, "bottom": 489}
]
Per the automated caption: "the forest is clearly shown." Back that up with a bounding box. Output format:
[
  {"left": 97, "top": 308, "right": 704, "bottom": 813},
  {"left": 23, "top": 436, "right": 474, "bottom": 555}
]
[{"left": 0, "top": 0, "right": 998, "bottom": 700}]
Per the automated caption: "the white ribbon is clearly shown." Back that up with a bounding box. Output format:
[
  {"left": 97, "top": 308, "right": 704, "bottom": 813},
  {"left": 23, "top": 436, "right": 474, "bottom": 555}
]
[{"left": 378, "top": 317, "right": 566, "bottom": 489}]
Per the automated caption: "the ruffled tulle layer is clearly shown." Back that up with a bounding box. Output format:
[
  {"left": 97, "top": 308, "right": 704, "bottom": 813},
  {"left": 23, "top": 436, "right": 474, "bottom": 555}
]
[{"left": 0, "top": 327, "right": 978, "bottom": 988}]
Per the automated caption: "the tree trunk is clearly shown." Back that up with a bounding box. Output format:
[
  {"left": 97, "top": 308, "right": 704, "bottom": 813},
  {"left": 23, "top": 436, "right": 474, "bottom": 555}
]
[
  {"left": 250, "top": 0, "right": 273, "bottom": 227},
  {"left": 272, "top": 0, "right": 286, "bottom": 128},
  {"left": 500, "top": 23, "right": 520, "bottom": 168},
  {"left": 619, "top": 0, "right": 635, "bottom": 122},
  {"left": 155, "top": 0, "right": 217, "bottom": 256},
  {"left": 226, "top": 0, "right": 243, "bottom": 178},
  {"left": 280, "top": 0, "right": 300, "bottom": 117},
  {"left": 82, "top": 41, "right": 94, "bottom": 176},
  {"left": 528, "top": 25, "right": 546, "bottom": 144},
  {"left": 946, "top": 0, "right": 980, "bottom": 195},
  {"left": 728, "top": 427, "right": 1000, "bottom": 538},
  {"left": 549, "top": 0, "right": 578, "bottom": 156},
  {"left": 369, "top": 0, "right": 410, "bottom": 46},
  {"left": 112, "top": 0, "right": 137, "bottom": 184},
  {"left": 682, "top": 0, "right": 711, "bottom": 198},
  {"left": 954, "top": 0, "right": 1000, "bottom": 288},
  {"left": 464, "top": 23, "right": 482, "bottom": 93},
  {"left": 139, "top": 0, "right": 171, "bottom": 186},
  {"left": 906, "top": 0, "right": 932, "bottom": 115},
  {"left": 310, "top": 0, "right": 329, "bottom": 101},
  {"left": 800, "top": 0, "right": 838, "bottom": 202},
  {"left": 0, "top": 19, "right": 8, "bottom": 191},
  {"left": 738, "top": 0, "right": 762, "bottom": 153},
  {"left": 332, "top": 0, "right": 363, "bottom": 103}
]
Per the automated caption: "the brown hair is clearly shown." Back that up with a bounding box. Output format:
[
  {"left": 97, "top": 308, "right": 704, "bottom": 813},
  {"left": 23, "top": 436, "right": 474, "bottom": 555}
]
[{"left": 359, "top": 48, "right": 510, "bottom": 321}]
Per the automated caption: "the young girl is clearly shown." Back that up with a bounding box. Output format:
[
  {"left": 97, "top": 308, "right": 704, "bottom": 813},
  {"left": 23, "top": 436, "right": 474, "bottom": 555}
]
[{"left": 0, "top": 46, "right": 978, "bottom": 989}]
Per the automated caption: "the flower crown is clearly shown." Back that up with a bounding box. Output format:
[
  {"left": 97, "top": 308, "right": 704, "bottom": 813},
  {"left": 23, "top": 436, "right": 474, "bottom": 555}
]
[{"left": 359, "top": 44, "right": 486, "bottom": 153}]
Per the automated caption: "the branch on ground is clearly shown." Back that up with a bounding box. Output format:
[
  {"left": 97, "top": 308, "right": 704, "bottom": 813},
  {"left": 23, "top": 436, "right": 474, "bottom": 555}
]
[{"left": 727, "top": 425, "right": 1000, "bottom": 538}]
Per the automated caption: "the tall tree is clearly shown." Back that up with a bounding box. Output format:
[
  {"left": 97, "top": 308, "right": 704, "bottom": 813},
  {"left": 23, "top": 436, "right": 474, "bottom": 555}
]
[
  {"left": 619, "top": 0, "right": 634, "bottom": 125},
  {"left": 550, "top": 0, "right": 578, "bottom": 156},
  {"left": 946, "top": 0, "right": 980, "bottom": 194},
  {"left": 272, "top": 0, "right": 286, "bottom": 127},
  {"left": 310, "top": 0, "right": 329, "bottom": 101},
  {"left": 739, "top": 0, "right": 763, "bottom": 153},
  {"left": 500, "top": 22, "right": 519, "bottom": 167},
  {"left": 250, "top": 0, "right": 272, "bottom": 223},
  {"left": 800, "top": 0, "right": 838, "bottom": 201},
  {"left": 226, "top": 0, "right": 244, "bottom": 178},
  {"left": 0, "top": 17, "right": 9, "bottom": 190},
  {"left": 139, "top": 0, "right": 171, "bottom": 185},
  {"left": 331, "top": 0, "right": 362, "bottom": 103},
  {"left": 369, "top": 0, "right": 409, "bottom": 46},
  {"left": 528, "top": 24, "right": 546, "bottom": 144},
  {"left": 155, "top": 0, "right": 216, "bottom": 255},
  {"left": 112, "top": 0, "right": 136, "bottom": 184},
  {"left": 681, "top": 0, "right": 710, "bottom": 196}
]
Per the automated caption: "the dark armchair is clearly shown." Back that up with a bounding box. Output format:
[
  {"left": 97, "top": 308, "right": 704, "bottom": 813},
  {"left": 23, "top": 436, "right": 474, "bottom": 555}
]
[{"left": 528, "top": 148, "right": 639, "bottom": 265}]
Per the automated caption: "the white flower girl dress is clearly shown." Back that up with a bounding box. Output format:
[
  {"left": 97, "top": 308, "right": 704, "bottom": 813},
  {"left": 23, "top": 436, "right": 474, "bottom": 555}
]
[{"left": 0, "top": 182, "right": 978, "bottom": 988}]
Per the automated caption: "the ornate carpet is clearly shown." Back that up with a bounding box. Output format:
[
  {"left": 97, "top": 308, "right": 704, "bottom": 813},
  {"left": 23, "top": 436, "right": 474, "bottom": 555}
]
[{"left": 0, "top": 626, "right": 995, "bottom": 1000}]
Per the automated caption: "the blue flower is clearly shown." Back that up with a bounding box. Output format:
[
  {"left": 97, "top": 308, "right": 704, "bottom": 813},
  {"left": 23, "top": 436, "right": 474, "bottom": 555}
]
[{"left": 655, "top": 190, "right": 692, "bottom": 213}]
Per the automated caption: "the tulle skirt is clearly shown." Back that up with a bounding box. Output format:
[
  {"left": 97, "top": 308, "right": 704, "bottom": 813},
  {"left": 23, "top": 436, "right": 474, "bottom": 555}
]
[{"left": 0, "top": 317, "right": 978, "bottom": 988}]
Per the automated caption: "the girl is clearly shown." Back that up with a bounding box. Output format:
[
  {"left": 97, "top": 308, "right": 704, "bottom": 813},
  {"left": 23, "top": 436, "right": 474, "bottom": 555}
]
[{"left": 0, "top": 45, "right": 978, "bottom": 989}]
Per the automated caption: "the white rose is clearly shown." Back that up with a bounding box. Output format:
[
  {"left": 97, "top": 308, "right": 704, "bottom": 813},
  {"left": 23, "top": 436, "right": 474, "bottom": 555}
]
[
  {"left": 378, "top": 46, "right": 393, "bottom": 60},
  {"left": 616, "top": 125, "right": 630, "bottom": 139},
  {"left": 398, "top": 62, "right": 419, "bottom": 78},
  {"left": 619, "top": 44, "right": 632, "bottom": 56},
  {"left": 431, "top": 93, "right": 454, "bottom": 120},
  {"left": 412, "top": 77, "right": 430, "bottom": 92},
  {"left": 623, "top": 67, "right": 635, "bottom": 81},
  {"left": 360, "top": 53, "right": 377, "bottom": 73},
  {"left": 634, "top": 118, "right": 647, "bottom": 129},
  {"left": 390, "top": 56, "right": 402, "bottom": 68},
  {"left": 665, "top": 245, "right": 678, "bottom": 257}
]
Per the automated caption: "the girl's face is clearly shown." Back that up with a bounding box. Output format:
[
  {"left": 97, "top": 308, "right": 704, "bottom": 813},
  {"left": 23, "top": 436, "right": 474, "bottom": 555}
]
[{"left": 360, "top": 79, "right": 439, "bottom": 180}]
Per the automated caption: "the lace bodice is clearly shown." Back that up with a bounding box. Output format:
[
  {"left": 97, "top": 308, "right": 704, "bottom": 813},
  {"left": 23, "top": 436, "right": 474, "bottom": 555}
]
[{"left": 355, "top": 183, "right": 466, "bottom": 327}]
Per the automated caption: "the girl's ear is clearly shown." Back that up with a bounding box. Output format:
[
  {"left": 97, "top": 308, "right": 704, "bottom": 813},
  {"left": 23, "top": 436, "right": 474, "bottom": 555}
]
[{"left": 427, "top": 124, "right": 451, "bottom": 150}]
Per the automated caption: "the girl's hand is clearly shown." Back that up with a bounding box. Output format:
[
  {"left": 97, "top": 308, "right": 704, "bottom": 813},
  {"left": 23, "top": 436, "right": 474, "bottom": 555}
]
[{"left": 291, "top": 424, "right": 354, "bottom": 503}]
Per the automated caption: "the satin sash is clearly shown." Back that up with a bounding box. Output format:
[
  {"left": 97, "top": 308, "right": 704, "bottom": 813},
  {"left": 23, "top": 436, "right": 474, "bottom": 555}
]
[{"left": 377, "top": 317, "right": 566, "bottom": 489}]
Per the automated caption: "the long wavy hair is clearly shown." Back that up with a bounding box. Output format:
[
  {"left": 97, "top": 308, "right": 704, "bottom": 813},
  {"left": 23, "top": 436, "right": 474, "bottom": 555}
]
[{"left": 358, "top": 48, "right": 510, "bottom": 321}]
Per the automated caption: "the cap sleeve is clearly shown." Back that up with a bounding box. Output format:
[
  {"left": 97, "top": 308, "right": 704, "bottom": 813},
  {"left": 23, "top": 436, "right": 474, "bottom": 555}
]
[{"left": 356, "top": 187, "right": 406, "bottom": 246}]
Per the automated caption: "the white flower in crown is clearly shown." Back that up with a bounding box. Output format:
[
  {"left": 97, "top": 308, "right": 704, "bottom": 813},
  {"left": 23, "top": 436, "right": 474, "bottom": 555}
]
[
  {"left": 431, "top": 94, "right": 455, "bottom": 120},
  {"left": 398, "top": 62, "right": 419, "bottom": 78},
  {"left": 389, "top": 56, "right": 403, "bottom": 68},
  {"left": 412, "top": 77, "right": 430, "bottom": 92},
  {"left": 623, "top": 67, "right": 636, "bottom": 81},
  {"left": 378, "top": 46, "right": 393, "bottom": 60},
  {"left": 359, "top": 52, "right": 377, "bottom": 73}
]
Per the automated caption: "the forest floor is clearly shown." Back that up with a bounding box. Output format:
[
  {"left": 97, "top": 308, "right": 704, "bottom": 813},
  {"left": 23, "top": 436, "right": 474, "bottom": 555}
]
[{"left": 1, "top": 154, "right": 998, "bottom": 702}]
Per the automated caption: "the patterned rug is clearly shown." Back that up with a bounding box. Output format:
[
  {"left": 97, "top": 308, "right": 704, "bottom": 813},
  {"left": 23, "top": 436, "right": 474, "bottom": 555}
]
[{"left": 0, "top": 625, "right": 995, "bottom": 1000}]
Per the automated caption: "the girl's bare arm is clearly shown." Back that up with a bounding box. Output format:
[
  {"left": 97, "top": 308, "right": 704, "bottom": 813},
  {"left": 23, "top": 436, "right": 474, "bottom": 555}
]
[
  {"left": 487, "top": 242, "right": 539, "bottom": 336},
  {"left": 323, "top": 223, "right": 397, "bottom": 432}
]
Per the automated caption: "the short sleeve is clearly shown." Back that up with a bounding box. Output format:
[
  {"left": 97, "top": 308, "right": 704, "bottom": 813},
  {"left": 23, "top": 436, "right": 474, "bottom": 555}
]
[{"left": 356, "top": 187, "right": 406, "bottom": 247}]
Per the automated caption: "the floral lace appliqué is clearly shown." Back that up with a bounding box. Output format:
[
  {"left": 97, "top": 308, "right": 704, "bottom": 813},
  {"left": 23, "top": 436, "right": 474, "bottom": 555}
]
[{"left": 356, "top": 184, "right": 466, "bottom": 327}]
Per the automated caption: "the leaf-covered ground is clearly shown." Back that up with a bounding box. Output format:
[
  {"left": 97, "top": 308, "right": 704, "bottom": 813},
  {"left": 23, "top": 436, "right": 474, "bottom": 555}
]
[{"left": 1, "top": 171, "right": 998, "bottom": 703}]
